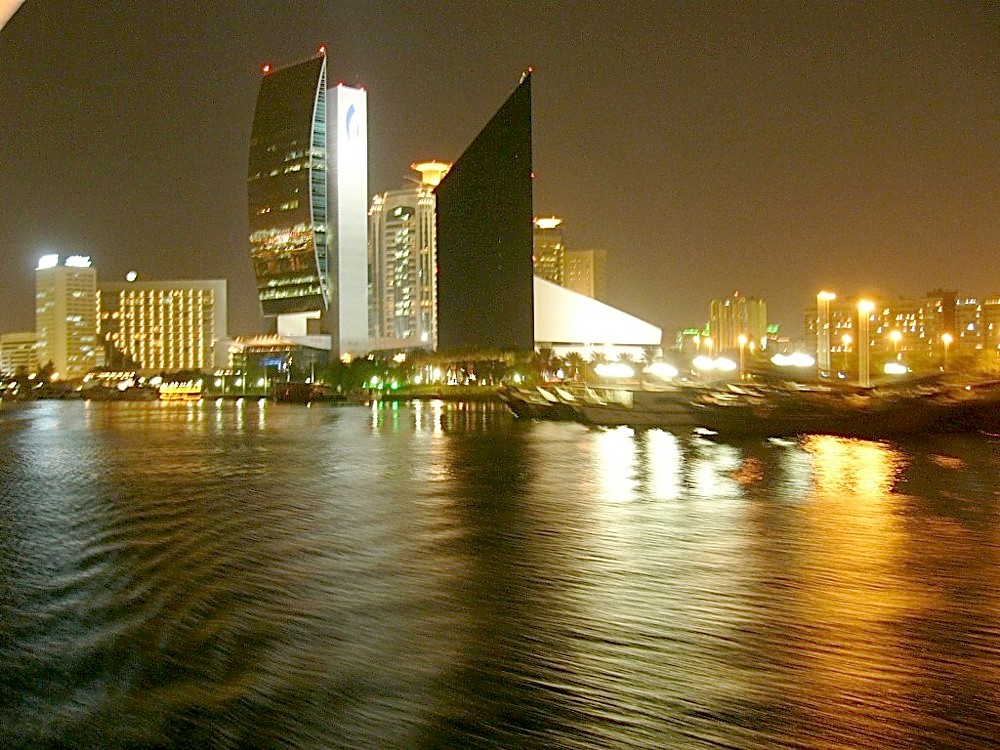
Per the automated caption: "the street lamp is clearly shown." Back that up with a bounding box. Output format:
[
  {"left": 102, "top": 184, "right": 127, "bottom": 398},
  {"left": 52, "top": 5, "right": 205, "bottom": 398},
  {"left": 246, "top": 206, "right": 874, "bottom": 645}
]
[
  {"left": 737, "top": 333, "right": 748, "bottom": 380},
  {"left": 941, "top": 332, "right": 953, "bottom": 372},
  {"left": 704, "top": 337, "right": 714, "bottom": 359},
  {"left": 817, "top": 291, "right": 836, "bottom": 372},
  {"left": 889, "top": 330, "right": 902, "bottom": 357},
  {"left": 857, "top": 300, "right": 875, "bottom": 387},
  {"left": 841, "top": 333, "right": 852, "bottom": 374}
]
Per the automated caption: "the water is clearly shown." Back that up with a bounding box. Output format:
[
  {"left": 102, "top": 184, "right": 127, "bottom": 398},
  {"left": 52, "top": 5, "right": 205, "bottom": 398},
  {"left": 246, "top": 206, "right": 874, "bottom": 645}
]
[{"left": 1, "top": 399, "right": 999, "bottom": 749}]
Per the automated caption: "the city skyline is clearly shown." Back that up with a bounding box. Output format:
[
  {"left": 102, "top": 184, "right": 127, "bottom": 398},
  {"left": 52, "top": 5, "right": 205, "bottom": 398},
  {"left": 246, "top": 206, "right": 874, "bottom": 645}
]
[{"left": 0, "top": 2, "right": 996, "bottom": 338}]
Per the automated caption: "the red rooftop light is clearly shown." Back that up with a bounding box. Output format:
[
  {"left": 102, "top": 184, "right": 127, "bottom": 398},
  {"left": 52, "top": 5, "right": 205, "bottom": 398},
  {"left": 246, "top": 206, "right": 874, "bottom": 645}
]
[
  {"left": 261, "top": 63, "right": 272, "bottom": 75},
  {"left": 318, "top": 45, "right": 327, "bottom": 56}
]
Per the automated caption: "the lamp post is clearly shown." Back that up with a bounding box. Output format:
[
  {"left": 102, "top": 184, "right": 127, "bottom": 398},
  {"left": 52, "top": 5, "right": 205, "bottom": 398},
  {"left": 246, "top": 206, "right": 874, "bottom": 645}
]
[
  {"left": 889, "top": 330, "right": 902, "bottom": 356},
  {"left": 858, "top": 300, "right": 875, "bottom": 387},
  {"left": 941, "top": 332, "right": 953, "bottom": 372},
  {"left": 817, "top": 291, "right": 836, "bottom": 373},
  {"left": 841, "top": 333, "right": 852, "bottom": 374},
  {"left": 704, "top": 337, "right": 714, "bottom": 360},
  {"left": 738, "top": 333, "right": 748, "bottom": 380}
]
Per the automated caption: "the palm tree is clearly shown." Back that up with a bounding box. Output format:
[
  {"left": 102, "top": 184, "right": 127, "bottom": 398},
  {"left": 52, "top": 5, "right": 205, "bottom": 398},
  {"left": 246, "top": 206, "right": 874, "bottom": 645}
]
[{"left": 563, "top": 351, "right": 585, "bottom": 382}]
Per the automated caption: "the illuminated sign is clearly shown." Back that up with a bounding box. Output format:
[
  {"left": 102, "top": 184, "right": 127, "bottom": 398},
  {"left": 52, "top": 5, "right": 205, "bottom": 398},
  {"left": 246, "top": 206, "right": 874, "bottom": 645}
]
[
  {"left": 37, "top": 254, "right": 59, "bottom": 270},
  {"left": 65, "top": 255, "right": 92, "bottom": 268}
]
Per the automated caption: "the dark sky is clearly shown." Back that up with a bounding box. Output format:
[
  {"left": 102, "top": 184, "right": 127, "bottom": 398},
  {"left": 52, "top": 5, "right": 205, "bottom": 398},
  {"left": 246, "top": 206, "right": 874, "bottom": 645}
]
[{"left": 1, "top": 1, "right": 996, "bottom": 338}]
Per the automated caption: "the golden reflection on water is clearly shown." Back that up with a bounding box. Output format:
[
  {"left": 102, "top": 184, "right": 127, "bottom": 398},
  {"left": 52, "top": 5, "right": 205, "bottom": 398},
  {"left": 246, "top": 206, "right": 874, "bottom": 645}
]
[{"left": 782, "top": 436, "right": 918, "bottom": 745}]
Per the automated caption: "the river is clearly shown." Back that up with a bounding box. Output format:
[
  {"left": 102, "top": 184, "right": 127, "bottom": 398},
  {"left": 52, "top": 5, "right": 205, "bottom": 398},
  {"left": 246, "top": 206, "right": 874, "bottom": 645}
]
[{"left": 1, "top": 399, "right": 998, "bottom": 748}]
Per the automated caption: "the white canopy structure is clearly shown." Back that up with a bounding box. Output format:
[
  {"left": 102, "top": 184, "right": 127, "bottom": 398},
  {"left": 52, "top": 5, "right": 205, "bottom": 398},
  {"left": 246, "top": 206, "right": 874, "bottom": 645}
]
[{"left": 533, "top": 276, "right": 661, "bottom": 358}]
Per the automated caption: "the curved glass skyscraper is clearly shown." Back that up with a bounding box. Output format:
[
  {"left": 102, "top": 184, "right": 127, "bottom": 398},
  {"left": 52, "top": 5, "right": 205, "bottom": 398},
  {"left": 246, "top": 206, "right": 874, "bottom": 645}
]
[{"left": 248, "top": 54, "right": 329, "bottom": 321}]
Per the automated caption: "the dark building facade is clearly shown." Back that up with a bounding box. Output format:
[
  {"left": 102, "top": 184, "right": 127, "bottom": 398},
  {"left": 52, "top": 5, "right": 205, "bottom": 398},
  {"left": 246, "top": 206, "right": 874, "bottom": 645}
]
[
  {"left": 434, "top": 73, "right": 534, "bottom": 352},
  {"left": 247, "top": 55, "right": 330, "bottom": 319}
]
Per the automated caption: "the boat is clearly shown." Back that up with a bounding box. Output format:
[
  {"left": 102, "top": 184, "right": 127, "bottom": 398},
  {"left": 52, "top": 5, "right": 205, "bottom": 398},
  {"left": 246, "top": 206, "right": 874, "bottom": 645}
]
[
  {"left": 274, "top": 381, "right": 343, "bottom": 404},
  {"left": 570, "top": 385, "right": 699, "bottom": 429},
  {"left": 688, "top": 378, "right": 1000, "bottom": 439},
  {"left": 498, "top": 385, "right": 576, "bottom": 420}
]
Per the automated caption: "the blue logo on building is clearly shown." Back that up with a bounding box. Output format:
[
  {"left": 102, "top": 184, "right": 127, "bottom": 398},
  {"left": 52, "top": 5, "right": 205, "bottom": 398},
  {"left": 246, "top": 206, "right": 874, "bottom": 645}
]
[{"left": 345, "top": 104, "right": 360, "bottom": 142}]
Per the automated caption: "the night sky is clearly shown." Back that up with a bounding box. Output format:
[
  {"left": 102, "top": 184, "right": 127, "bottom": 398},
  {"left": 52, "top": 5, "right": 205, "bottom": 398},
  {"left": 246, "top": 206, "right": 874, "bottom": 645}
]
[{"left": 1, "top": 1, "right": 996, "bottom": 338}]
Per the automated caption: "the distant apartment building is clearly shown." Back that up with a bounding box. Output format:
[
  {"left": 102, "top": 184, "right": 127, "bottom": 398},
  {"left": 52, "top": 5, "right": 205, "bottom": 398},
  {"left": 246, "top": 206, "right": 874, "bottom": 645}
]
[
  {"left": 98, "top": 279, "right": 228, "bottom": 373},
  {"left": 0, "top": 332, "right": 38, "bottom": 375},
  {"left": 35, "top": 254, "right": 102, "bottom": 379},
  {"left": 564, "top": 248, "right": 607, "bottom": 301},
  {"left": 801, "top": 288, "right": 1000, "bottom": 366},
  {"left": 532, "top": 216, "right": 565, "bottom": 286},
  {"left": 709, "top": 292, "right": 767, "bottom": 352},
  {"left": 368, "top": 161, "right": 450, "bottom": 350}
]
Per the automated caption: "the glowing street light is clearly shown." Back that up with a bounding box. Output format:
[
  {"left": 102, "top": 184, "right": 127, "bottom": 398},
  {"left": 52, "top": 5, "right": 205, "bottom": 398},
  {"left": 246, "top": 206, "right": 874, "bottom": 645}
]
[
  {"left": 817, "top": 291, "right": 836, "bottom": 372},
  {"left": 941, "top": 332, "right": 953, "bottom": 372},
  {"left": 889, "top": 329, "right": 902, "bottom": 356},
  {"left": 841, "top": 333, "right": 852, "bottom": 373},
  {"left": 704, "top": 337, "right": 714, "bottom": 359},
  {"left": 737, "top": 333, "right": 748, "bottom": 380},
  {"left": 857, "top": 300, "right": 875, "bottom": 387}
]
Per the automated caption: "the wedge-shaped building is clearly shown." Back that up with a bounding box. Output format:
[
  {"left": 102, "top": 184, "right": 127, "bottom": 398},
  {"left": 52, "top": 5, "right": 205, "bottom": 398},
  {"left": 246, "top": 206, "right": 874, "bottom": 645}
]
[
  {"left": 435, "top": 73, "right": 534, "bottom": 352},
  {"left": 248, "top": 55, "right": 330, "bottom": 321}
]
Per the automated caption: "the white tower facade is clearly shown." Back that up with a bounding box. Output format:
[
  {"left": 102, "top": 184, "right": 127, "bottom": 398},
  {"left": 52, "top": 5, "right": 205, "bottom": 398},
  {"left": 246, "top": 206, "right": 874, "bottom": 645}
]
[{"left": 330, "top": 83, "right": 369, "bottom": 357}]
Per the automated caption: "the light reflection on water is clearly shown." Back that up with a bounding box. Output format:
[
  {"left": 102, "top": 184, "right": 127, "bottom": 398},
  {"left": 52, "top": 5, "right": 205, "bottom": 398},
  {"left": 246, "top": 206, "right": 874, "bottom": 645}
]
[{"left": 1, "top": 399, "right": 999, "bottom": 748}]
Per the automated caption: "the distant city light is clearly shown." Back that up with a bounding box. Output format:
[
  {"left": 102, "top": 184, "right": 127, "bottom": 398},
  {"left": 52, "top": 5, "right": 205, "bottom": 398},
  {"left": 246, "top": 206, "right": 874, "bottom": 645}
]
[
  {"left": 533, "top": 216, "right": 562, "bottom": 230},
  {"left": 261, "top": 63, "right": 272, "bottom": 74},
  {"left": 771, "top": 352, "right": 816, "bottom": 368},
  {"left": 126, "top": 271, "right": 138, "bottom": 282},
  {"left": 714, "top": 357, "right": 737, "bottom": 372},
  {"left": 595, "top": 362, "right": 635, "bottom": 379},
  {"left": 883, "top": 362, "right": 909, "bottom": 375},
  {"left": 644, "top": 362, "right": 679, "bottom": 380},
  {"left": 37, "top": 254, "right": 59, "bottom": 270}
]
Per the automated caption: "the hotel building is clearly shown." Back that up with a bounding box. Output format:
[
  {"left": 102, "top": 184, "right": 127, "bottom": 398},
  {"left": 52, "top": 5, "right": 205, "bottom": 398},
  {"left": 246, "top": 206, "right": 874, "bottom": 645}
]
[
  {"left": 35, "top": 254, "right": 102, "bottom": 380},
  {"left": 98, "top": 278, "right": 228, "bottom": 373}
]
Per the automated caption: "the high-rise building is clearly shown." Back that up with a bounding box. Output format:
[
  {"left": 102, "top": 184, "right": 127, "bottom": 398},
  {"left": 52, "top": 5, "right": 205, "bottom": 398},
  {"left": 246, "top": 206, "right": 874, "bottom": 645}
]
[
  {"left": 564, "top": 248, "right": 607, "bottom": 301},
  {"left": 532, "top": 216, "right": 565, "bottom": 285},
  {"left": 709, "top": 292, "right": 767, "bottom": 352},
  {"left": 368, "top": 161, "right": 450, "bottom": 350},
  {"left": 34, "top": 254, "right": 102, "bottom": 379},
  {"left": 247, "top": 50, "right": 368, "bottom": 357},
  {"left": 98, "top": 278, "right": 228, "bottom": 373},
  {"left": 329, "top": 82, "right": 369, "bottom": 356},
  {"left": 435, "top": 71, "right": 534, "bottom": 352},
  {"left": 0, "top": 332, "right": 38, "bottom": 375}
]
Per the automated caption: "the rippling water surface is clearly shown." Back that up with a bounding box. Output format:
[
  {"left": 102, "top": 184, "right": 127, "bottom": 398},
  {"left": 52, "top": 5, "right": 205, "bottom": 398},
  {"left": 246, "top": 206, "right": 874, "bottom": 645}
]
[{"left": 1, "top": 399, "right": 999, "bottom": 748}]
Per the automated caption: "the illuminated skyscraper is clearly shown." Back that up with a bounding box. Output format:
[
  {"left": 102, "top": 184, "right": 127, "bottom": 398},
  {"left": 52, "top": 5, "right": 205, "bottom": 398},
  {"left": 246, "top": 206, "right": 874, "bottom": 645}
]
[
  {"left": 435, "top": 71, "right": 534, "bottom": 352},
  {"left": 532, "top": 216, "right": 565, "bottom": 285},
  {"left": 368, "top": 161, "right": 450, "bottom": 350},
  {"left": 98, "top": 278, "right": 228, "bottom": 372},
  {"left": 34, "top": 254, "right": 102, "bottom": 379},
  {"left": 247, "top": 50, "right": 368, "bottom": 357}
]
